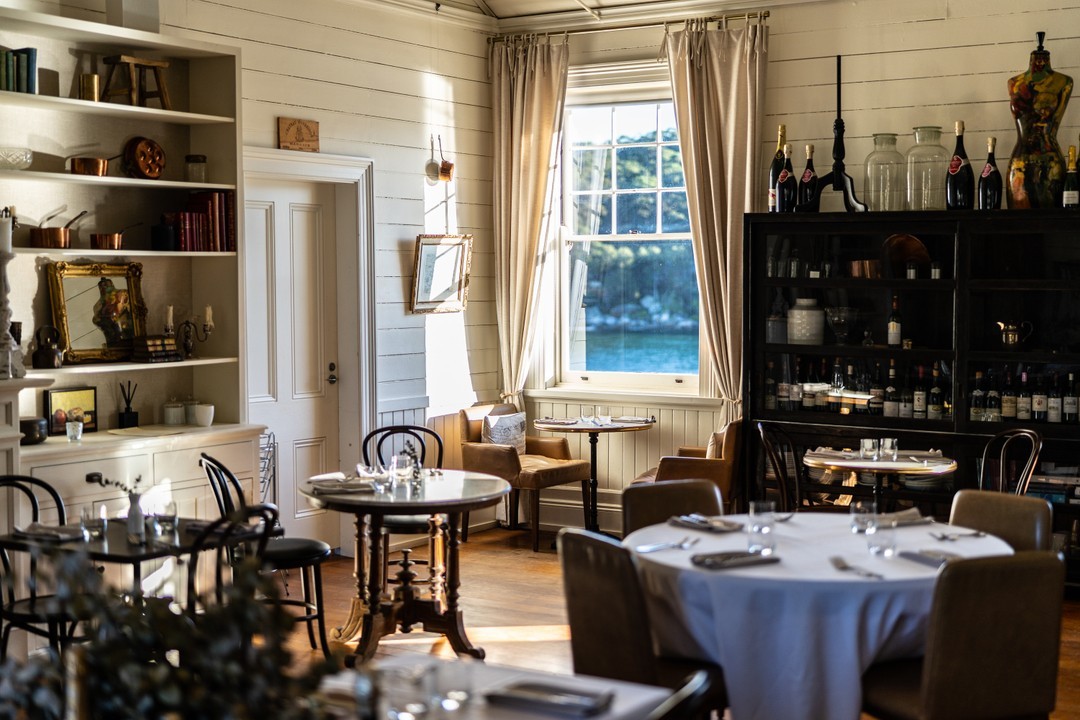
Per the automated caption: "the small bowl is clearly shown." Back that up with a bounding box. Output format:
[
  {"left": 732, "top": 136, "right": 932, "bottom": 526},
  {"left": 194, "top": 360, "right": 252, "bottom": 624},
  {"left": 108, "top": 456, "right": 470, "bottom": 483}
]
[
  {"left": 19, "top": 417, "right": 47, "bottom": 446},
  {"left": 0, "top": 147, "right": 32, "bottom": 171},
  {"left": 70, "top": 156, "right": 108, "bottom": 176}
]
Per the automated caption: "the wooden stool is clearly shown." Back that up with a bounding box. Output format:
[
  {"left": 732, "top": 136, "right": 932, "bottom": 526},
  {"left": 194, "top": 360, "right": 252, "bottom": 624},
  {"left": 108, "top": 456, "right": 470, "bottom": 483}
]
[{"left": 101, "top": 55, "right": 171, "bottom": 109}]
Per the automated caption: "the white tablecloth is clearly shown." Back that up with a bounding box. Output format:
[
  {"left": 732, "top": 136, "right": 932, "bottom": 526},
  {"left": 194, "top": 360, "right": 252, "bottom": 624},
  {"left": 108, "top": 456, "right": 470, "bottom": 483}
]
[{"left": 624, "top": 512, "right": 1012, "bottom": 720}]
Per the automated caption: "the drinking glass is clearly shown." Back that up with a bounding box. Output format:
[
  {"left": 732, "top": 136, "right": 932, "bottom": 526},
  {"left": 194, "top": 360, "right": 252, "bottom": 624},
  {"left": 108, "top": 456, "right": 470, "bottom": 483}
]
[
  {"left": 66, "top": 420, "right": 83, "bottom": 442},
  {"left": 597, "top": 406, "right": 612, "bottom": 425},
  {"left": 156, "top": 500, "right": 178, "bottom": 533},
  {"left": 866, "top": 515, "right": 898, "bottom": 557},
  {"left": 579, "top": 405, "right": 595, "bottom": 425},
  {"left": 380, "top": 664, "right": 433, "bottom": 720},
  {"left": 80, "top": 505, "right": 106, "bottom": 540},
  {"left": 825, "top": 307, "right": 856, "bottom": 344},
  {"left": 849, "top": 499, "right": 877, "bottom": 534},
  {"left": 433, "top": 658, "right": 474, "bottom": 712},
  {"left": 390, "top": 453, "right": 414, "bottom": 488},
  {"left": 880, "top": 437, "right": 899, "bottom": 461},
  {"left": 859, "top": 438, "right": 880, "bottom": 461},
  {"left": 747, "top": 500, "right": 776, "bottom": 556}
]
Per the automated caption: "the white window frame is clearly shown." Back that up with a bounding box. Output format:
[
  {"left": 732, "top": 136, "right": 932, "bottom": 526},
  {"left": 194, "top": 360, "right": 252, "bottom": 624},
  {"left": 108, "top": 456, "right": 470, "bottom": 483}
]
[{"left": 552, "top": 62, "right": 700, "bottom": 395}]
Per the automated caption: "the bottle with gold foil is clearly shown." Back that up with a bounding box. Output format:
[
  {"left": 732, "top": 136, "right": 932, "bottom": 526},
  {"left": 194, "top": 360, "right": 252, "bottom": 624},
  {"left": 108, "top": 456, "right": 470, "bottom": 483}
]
[{"left": 1063, "top": 145, "right": 1078, "bottom": 208}]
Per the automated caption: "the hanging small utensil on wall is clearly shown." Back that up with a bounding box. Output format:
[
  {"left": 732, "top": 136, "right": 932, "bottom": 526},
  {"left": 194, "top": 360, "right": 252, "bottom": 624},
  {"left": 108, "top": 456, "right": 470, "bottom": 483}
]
[{"left": 438, "top": 135, "right": 454, "bottom": 182}]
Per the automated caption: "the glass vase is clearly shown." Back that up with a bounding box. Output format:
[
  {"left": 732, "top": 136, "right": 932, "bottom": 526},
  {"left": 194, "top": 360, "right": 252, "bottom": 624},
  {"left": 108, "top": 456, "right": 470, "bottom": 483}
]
[
  {"left": 906, "top": 126, "right": 948, "bottom": 210},
  {"left": 864, "top": 133, "right": 906, "bottom": 211}
]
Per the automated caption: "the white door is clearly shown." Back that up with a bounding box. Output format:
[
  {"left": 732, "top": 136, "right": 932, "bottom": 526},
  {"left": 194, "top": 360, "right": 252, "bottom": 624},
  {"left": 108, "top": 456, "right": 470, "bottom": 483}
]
[{"left": 244, "top": 178, "right": 339, "bottom": 544}]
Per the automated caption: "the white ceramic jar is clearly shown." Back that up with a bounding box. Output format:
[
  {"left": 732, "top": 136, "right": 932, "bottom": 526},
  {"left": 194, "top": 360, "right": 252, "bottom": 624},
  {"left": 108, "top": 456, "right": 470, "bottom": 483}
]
[{"left": 787, "top": 298, "right": 825, "bottom": 345}]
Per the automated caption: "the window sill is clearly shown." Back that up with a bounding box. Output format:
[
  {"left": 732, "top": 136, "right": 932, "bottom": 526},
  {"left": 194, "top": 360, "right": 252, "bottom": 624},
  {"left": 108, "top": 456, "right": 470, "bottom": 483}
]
[{"left": 524, "top": 387, "right": 727, "bottom": 410}]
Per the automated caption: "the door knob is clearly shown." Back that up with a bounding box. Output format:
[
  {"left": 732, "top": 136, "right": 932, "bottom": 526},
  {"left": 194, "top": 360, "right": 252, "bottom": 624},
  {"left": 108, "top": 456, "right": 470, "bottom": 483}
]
[{"left": 327, "top": 362, "right": 337, "bottom": 384}]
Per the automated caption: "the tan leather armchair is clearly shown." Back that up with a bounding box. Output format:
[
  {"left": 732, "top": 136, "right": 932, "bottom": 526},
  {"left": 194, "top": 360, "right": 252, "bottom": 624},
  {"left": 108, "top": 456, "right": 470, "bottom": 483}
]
[
  {"left": 460, "top": 403, "right": 591, "bottom": 551},
  {"left": 633, "top": 419, "right": 742, "bottom": 514}
]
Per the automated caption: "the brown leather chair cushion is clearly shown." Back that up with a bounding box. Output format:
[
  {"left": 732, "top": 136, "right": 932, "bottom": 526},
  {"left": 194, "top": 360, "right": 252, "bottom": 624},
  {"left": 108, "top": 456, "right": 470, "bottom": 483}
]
[
  {"left": 948, "top": 489, "right": 1053, "bottom": 551},
  {"left": 518, "top": 454, "right": 590, "bottom": 490}
]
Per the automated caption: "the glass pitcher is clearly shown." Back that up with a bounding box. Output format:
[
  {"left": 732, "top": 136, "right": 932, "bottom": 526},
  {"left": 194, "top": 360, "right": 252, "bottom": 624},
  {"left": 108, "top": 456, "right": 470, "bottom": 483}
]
[{"left": 864, "top": 133, "right": 906, "bottom": 211}]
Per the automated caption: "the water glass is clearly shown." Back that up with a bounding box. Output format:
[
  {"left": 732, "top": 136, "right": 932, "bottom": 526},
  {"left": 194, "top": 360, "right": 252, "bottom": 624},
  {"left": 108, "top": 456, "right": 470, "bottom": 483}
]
[
  {"left": 597, "top": 406, "right": 612, "bottom": 426},
  {"left": 579, "top": 406, "right": 595, "bottom": 424},
  {"left": 156, "top": 500, "right": 178, "bottom": 533},
  {"left": 66, "top": 420, "right": 83, "bottom": 443},
  {"left": 80, "top": 505, "right": 106, "bottom": 540},
  {"left": 849, "top": 499, "right": 877, "bottom": 534},
  {"left": 859, "top": 438, "right": 880, "bottom": 460},
  {"left": 380, "top": 664, "right": 433, "bottom": 720},
  {"left": 390, "top": 453, "right": 414, "bottom": 488},
  {"left": 866, "top": 515, "right": 898, "bottom": 557},
  {"left": 747, "top": 500, "right": 777, "bottom": 556},
  {"left": 433, "top": 659, "right": 474, "bottom": 712},
  {"left": 881, "top": 437, "right": 899, "bottom": 461}
]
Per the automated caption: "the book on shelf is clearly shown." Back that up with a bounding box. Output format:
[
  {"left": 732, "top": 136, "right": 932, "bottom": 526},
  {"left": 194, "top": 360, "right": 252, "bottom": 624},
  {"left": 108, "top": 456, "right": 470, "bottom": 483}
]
[
  {"left": 13, "top": 47, "right": 35, "bottom": 94},
  {"left": 135, "top": 335, "right": 178, "bottom": 351},
  {"left": 133, "top": 350, "right": 184, "bottom": 363},
  {"left": 162, "top": 190, "right": 235, "bottom": 252}
]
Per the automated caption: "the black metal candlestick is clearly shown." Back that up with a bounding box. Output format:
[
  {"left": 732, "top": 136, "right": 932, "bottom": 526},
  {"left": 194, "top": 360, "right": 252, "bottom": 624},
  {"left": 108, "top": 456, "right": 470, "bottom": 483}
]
[{"left": 796, "top": 55, "right": 867, "bottom": 212}]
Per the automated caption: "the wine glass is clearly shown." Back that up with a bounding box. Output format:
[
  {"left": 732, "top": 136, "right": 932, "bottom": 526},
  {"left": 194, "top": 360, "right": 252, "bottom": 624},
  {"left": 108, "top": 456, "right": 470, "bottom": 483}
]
[
  {"left": 826, "top": 306, "right": 856, "bottom": 345},
  {"left": 390, "top": 452, "right": 414, "bottom": 487}
]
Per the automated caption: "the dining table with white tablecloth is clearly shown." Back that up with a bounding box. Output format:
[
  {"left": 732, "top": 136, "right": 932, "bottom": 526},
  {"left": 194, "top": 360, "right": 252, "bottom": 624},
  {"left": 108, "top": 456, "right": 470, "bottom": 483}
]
[{"left": 624, "top": 511, "right": 1012, "bottom": 720}]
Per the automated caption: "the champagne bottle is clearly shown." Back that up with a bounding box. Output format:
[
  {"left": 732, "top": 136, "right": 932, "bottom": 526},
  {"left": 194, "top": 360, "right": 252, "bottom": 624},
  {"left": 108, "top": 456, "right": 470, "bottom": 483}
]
[
  {"left": 978, "top": 136, "right": 1003, "bottom": 210},
  {"left": 927, "top": 361, "right": 944, "bottom": 420},
  {"left": 776, "top": 143, "right": 798, "bottom": 213},
  {"left": 1064, "top": 371, "right": 1078, "bottom": 423},
  {"left": 764, "top": 360, "right": 777, "bottom": 410},
  {"left": 913, "top": 364, "right": 928, "bottom": 420},
  {"left": 985, "top": 371, "right": 1002, "bottom": 422},
  {"left": 887, "top": 295, "right": 902, "bottom": 348},
  {"left": 899, "top": 366, "right": 914, "bottom": 419},
  {"left": 1001, "top": 368, "right": 1018, "bottom": 420},
  {"left": 946, "top": 120, "right": 975, "bottom": 210},
  {"left": 798, "top": 144, "right": 818, "bottom": 207},
  {"left": 1048, "top": 372, "right": 1063, "bottom": 423},
  {"left": 968, "top": 370, "right": 985, "bottom": 422},
  {"left": 1032, "top": 373, "right": 1048, "bottom": 422},
  {"left": 1064, "top": 145, "right": 1079, "bottom": 208},
  {"left": 883, "top": 358, "right": 899, "bottom": 417},
  {"left": 768, "top": 124, "right": 786, "bottom": 212},
  {"left": 1017, "top": 369, "right": 1032, "bottom": 421}
]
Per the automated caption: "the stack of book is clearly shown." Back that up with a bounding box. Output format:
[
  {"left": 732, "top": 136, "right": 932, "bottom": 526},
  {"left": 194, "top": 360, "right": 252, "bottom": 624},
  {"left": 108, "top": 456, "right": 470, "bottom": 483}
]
[
  {"left": 161, "top": 189, "right": 236, "bottom": 252},
  {"left": 132, "top": 335, "right": 183, "bottom": 363},
  {"left": 1, "top": 47, "right": 37, "bottom": 94}
]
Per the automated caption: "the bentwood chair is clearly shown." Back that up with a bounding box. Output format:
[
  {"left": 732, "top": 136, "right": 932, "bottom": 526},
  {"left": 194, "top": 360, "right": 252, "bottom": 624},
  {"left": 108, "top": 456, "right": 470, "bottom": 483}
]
[
  {"left": 948, "top": 489, "right": 1053, "bottom": 551},
  {"left": 756, "top": 422, "right": 812, "bottom": 512},
  {"left": 621, "top": 479, "right": 722, "bottom": 537},
  {"left": 632, "top": 419, "right": 743, "bottom": 514},
  {"left": 862, "top": 552, "right": 1064, "bottom": 720},
  {"left": 185, "top": 504, "right": 279, "bottom": 618},
  {"left": 0, "top": 475, "right": 84, "bottom": 660},
  {"left": 557, "top": 528, "right": 727, "bottom": 717},
  {"left": 200, "top": 454, "right": 332, "bottom": 658},
  {"left": 361, "top": 425, "right": 445, "bottom": 584},
  {"left": 978, "top": 428, "right": 1042, "bottom": 494},
  {"left": 646, "top": 670, "right": 715, "bottom": 720}
]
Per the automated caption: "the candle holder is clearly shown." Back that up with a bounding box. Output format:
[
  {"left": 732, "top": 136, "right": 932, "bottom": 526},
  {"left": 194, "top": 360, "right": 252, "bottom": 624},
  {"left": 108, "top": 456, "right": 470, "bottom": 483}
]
[
  {"left": 177, "top": 318, "right": 213, "bottom": 359},
  {"left": 0, "top": 251, "right": 26, "bottom": 379},
  {"left": 164, "top": 322, "right": 175, "bottom": 338}
]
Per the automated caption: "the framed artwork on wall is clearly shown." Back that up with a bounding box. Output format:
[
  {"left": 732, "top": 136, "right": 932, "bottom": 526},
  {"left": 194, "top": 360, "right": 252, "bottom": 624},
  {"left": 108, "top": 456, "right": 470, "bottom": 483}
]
[
  {"left": 44, "top": 386, "right": 98, "bottom": 436},
  {"left": 410, "top": 234, "right": 473, "bottom": 314}
]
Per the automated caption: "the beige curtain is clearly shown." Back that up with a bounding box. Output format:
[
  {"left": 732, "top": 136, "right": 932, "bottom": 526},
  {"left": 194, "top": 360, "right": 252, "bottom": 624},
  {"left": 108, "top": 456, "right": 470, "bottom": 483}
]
[
  {"left": 490, "top": 36, "right": 570, "bottom": 407},
  {"left": 665, "top": 18, "right": 767, "bottom": 422}
]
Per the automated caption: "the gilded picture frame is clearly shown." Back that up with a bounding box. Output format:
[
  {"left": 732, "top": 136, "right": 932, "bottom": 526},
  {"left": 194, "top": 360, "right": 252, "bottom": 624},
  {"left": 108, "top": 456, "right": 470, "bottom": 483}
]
[
  {"left": 46, "top": 261, "right": 147, "bottom": 364},
  {"left": 410, "top": 234, "right": 472, "bottom": 314}
]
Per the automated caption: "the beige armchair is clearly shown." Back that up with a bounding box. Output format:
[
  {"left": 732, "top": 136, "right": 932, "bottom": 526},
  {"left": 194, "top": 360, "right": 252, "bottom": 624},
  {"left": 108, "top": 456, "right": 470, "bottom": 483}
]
[
  {"left": 460, "top": 403, "right": 591, "bottom": 551},
  {"left": 632, "top": 419, "right": 742, "bottom": 514}
]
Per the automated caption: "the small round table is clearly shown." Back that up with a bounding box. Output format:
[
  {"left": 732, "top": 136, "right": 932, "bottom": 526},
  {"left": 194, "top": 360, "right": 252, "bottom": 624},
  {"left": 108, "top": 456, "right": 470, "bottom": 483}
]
[
  {"left": 533, "top": 418, "right": 655, "bottom": 531},
  {"left": 802, "top": 449, "right": 957, "bottom": 507},
  {"left": 301, "top": 470, "right": 509, "bottom": 663}
]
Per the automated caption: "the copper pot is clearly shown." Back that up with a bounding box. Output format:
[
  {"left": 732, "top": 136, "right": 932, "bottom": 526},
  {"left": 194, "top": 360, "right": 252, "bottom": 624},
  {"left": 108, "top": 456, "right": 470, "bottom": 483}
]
[
  {"left": 30, "top": 227, "right": 70, "bottom": 248},
  {"left": 70, "top": 156, "right": 109, "bottom": 176},
  {"left": 91, "top": 233, "right": 122, "bottom": 250}
]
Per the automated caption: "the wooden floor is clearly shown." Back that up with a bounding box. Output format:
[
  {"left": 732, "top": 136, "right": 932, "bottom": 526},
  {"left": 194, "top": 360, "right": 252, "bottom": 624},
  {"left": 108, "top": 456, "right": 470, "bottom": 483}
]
[{"left": 283, "top": 527, "right": 1080, "bottom": 718}]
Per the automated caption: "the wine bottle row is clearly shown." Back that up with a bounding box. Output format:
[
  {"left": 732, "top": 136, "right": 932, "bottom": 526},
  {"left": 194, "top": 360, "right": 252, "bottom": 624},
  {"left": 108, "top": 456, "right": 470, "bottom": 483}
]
[{"left": 964, "top": 365, "right": 1080, "bottom": 424}]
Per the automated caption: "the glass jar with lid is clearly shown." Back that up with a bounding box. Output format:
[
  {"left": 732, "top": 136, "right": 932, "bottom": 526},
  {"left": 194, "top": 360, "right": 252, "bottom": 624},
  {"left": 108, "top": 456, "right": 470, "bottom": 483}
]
[
  {"left": 185, "top": 154, "right": 208, "bottom": 183},
  {"left": 864, "top": 133, "right": 906, "bottom": 211},
  {"left": 906, "top": 126, "right": 948, "bottom": 210}
]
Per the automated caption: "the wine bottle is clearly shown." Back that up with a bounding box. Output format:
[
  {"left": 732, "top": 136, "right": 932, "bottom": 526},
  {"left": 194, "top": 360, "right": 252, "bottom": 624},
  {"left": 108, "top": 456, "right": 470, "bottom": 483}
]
[
  {"left": 927, "top": 361, "right": 944, "bottom": 420},
  {"left": 1064, "top": 145, "right": 1079, "bottom": 209},
  {"left": 1017, "top": 369, "right": 1033, "bottom": 421},
  {"left": 777, "top": 143, "right": 798, "bottom": 213},
  {"left": 883, "top": 358, "right": 899, "bottom": 417},
  {"left": 868, "top": 361, "right": 884, "bottom": 416},
  {"left": 777, "top": 357, "right": 792, "bottom": 412},
  {"left": 1048, "top": 372, "right": 1062, "bottom": 423},
  {"left": 985, "top": 371, "right": 1002, "bottom": 422},
  {"left": 913, "top": 364, "right": 928, "bottom": 420},
  {"left": 946, "top": 120, "right": 975, "bottom": 210},
  {"left": 1064, "top": 371, "right": 1078, "bottom": 423},
  {"left": 816, "top": 357, "right": 831, "bottom": 411},
  {"left": 764, "top": 360, "right": 777, "bottom": 410},
  {"left": 968, "top": 370, "right": 985, "bottom": 422},
  {"left": 978, "top": 136, "right": 1003, "bottom": 210},
  {"left": 798, "top": 144, "right": 818, "bottom": 207},
  {"left": 802, "top": 354, "right": 819, "bottom": 411},
  {"left": 841, "top": 360, "right": 857, "bottom": 415},
  {"left": 829, "top": 356, "right": 844, "bottom": 413},
  {"left": 1032, "top": 373, "right": 1048, "bottom": 422},
  {"left": 887, "top": 295, "right": 902, "bottom": 348},
  {"left": 1001, "top": 369, "right": 1017, "bottom": 420},
  {"left": 899, "top": 366, "right": 914, "bottom": 419},
  {"left": 768, "top": 124, "right": 786, "bottom": 213}
]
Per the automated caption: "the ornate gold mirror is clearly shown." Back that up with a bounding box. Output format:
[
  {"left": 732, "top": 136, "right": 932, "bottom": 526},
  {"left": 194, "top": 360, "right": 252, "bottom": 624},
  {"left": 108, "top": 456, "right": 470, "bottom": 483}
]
[{"left": 46, "top": 262, "right": 147, "bottom": 364}]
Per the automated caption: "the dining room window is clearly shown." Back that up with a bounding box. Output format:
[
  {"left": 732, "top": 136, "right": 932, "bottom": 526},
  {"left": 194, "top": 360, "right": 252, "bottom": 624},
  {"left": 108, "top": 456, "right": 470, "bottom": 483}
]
[{"left": 559, "top": 100, "right": 700, "bottom": 392}]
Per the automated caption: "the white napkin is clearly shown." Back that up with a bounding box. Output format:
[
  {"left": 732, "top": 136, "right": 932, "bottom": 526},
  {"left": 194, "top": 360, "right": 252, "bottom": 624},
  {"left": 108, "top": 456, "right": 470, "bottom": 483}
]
[
  {"left": 14, "top": 523, "right": 85, "bottom": 542},
  {"left": 880, "top": 507, "right": 933, "bottom": 526},
  {"left": 614, "top": 416, "right": 652, "bottom": 423}
]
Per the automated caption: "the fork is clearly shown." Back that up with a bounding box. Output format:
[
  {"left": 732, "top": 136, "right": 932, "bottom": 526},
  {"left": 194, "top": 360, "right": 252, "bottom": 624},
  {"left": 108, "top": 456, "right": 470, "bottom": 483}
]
[
  {"left": 636, "top": 536, "right": 700, "bottom": 554},
  {"left": 829, "top": 555, "right": 884, "bottom": 580},
  {"left": 929, "top": 530, "right": 986, "bottom": 541}
]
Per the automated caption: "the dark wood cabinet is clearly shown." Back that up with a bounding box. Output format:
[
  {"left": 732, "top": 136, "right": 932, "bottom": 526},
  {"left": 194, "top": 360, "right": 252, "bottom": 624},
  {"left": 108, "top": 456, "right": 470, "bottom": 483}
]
[{"left": 741, "top": 210, "right": 1080, "bottom": 575}]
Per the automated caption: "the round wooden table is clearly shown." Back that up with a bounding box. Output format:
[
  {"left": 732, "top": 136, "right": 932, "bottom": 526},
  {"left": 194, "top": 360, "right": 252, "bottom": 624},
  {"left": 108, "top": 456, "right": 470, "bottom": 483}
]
[
  {"left": 802, "top": 448, "right": 957, "bottom": 507},
  {"left": 533, "top": 418, "right": 655, "bottom": 531},
  {"left": 301, "top": 470, "right": 509, "bottom": 663}
]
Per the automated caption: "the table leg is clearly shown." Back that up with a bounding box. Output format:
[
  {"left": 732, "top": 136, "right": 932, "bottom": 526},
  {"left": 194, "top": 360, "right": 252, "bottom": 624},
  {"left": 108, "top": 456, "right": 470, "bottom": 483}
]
[
  {"left": 588, "top": 431, "right": 599, "bottom": 531},
  {"left": 331, "top": 513, "right": 371, "bottom": 646},
  {"left": 430, "top": 512, "right": 484, "bottom": 659}
]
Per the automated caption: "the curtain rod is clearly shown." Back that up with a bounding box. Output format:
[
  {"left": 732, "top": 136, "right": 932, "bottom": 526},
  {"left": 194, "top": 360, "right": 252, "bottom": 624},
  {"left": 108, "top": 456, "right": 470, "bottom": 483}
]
[{"left": 490, "top": 9, "right": 768, "bottom": 41}]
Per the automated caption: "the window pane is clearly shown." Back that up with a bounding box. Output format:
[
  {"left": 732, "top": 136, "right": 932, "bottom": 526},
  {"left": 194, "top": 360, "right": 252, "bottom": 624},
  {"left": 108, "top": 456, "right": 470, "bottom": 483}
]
[
  {"left": 573, "top": 194, "right": 611, "bottom": 235},
  {"left": 614, "top": 103, "right": 658, "bottom": 143},
  {"left": 616, "top": 193, "right": 656, "bottom": 234},
  {"left": 659, "top": 104, "right": 678, "bottom": 142},
  {"left": 661, "top": 145, "right": 684, "bottom": 188},
  {"left": 615, "top": 146, "right": 656, "bottom": 190},
  {"left": 661, "top": 192, "right": 690, "bottom": 233},
  {"left": 567, "top": 240, "right": 699, "bottom": 373},
  {"left": 572, "top": 148, "right": 612, "bottom": 191},
  {"left": 568, "top": 106, "right": 612, "bottom": 145}
]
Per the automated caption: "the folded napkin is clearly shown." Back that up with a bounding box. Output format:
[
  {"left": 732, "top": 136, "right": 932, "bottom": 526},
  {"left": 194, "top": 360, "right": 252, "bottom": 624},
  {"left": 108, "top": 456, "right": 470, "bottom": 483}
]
[
  {"left": 310, "top": 471, "right": 347, "bottom": 482},
  {"left": 880, "top": 507, "right": 934, "bottom": 527},
  {"left": 898, "top": 549, "right": 961, "bottom": 568},
  {"left": 308, "top": 478, "right": 375, "bottom": 495},
  {"left": 691, "top": 551, "right": 780, "bottom": 570},
  {"left": 535, "top": 417, "right": 579, "bottom": 426},
  {"left": 14, "top": 523, "right": 85, "bottom": 542},
  {"left": 668, "top": 515, "right": 743, "bottom": 533},
  {"left": 615, "top": 416, "right": 653, "bottom": 423}
]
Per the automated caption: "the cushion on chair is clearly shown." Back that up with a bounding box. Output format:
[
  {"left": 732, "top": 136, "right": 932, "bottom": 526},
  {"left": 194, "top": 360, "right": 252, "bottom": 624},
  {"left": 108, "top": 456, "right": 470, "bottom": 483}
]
[
  {"left": 517, "top": 455, "right": 590, "bottom": 490},
  {"left": 383, "top": 514, "right": 436, "bottom": 533},
  {"left": 861, "top": 658, "right": 923, "bottom": 720},
  {"left": 482, "top": 412, "right": 527, "bottom": 454},
  {"left": 261, "top": 537, "right": 332, "bottom": 570}
]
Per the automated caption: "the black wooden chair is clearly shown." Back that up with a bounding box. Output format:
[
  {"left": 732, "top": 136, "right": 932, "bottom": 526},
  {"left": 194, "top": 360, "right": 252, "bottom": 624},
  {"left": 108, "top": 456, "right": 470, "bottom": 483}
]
[
  {"left": 200, "top": 454, "right": 332, "bottom": 658},
  {"left": 0, "top": 475, "right": 84, "bottom": 660},
  {"left": 978, "top": 427, "right": 1042, "bottom": 494},
  {"left": 756, "top": 422, "right": 811, "bottom": 513}
]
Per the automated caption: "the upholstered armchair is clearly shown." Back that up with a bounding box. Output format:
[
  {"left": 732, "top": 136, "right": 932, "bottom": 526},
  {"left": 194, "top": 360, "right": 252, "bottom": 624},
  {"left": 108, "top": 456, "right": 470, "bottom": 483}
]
[
  {"left": 459, "top": 403, "right": 591, "bottom": 551},
  {"left": 632, "top": 418, "right": 742, "bottom": 513}
]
